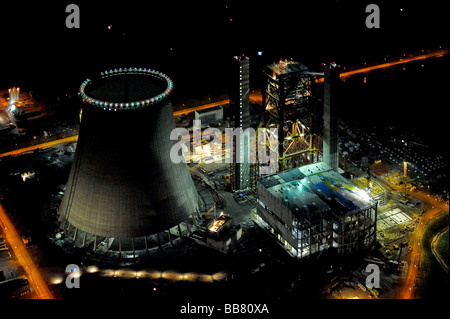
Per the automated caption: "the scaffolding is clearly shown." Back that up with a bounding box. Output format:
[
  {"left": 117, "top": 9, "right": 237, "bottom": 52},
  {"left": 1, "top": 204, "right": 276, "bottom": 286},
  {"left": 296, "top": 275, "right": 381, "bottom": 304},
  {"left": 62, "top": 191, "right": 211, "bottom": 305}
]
[
  {"left": 256, "top": 162, "right": 378, "bottom": 259},
  {"left": 293, "top": 211, "right": 334, "bottom": 258},
  {"left": 291, "top": 204, "right": 377, "bottom": 258},
  {"left": 262, "top": 59, "right": 321, "bottom": 172},
  {"left": 333, "top": 206, "right": 378, "bottom": 255}
]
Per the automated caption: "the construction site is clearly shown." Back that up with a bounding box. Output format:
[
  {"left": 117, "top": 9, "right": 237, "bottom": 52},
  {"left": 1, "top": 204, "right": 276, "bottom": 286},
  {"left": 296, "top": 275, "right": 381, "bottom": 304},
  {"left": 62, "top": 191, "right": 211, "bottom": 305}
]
[{"left": 0, "top": 47, "right": 448, "bottom": 300}]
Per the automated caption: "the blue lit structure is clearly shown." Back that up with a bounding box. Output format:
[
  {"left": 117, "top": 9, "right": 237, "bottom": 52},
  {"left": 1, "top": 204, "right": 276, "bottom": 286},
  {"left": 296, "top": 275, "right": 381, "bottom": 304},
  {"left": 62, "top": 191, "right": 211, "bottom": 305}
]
[{"left": 256, "top": 162, "right": 377, "bottom": 258}]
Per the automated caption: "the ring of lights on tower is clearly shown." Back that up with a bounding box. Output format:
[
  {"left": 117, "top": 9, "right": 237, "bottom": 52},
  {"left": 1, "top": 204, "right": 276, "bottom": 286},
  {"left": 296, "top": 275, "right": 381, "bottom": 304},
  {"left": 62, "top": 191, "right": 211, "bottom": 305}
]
[{"left": 79, "top": 67, "right": 174, "bottom": 111}]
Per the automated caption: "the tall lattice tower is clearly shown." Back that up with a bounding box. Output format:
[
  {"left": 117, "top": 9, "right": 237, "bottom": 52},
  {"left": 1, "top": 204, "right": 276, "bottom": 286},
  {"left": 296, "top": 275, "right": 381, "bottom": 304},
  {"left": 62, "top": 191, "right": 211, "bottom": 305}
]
[{"left": 58, "top": 67, "right": 199, "bottom": 254}]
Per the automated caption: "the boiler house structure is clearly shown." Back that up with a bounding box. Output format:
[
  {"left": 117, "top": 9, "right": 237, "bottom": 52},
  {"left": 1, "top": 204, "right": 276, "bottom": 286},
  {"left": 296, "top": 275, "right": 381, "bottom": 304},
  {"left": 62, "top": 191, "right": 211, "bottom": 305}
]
[{"left": 256, "top": 162, "right": 377, "bottom": 259}]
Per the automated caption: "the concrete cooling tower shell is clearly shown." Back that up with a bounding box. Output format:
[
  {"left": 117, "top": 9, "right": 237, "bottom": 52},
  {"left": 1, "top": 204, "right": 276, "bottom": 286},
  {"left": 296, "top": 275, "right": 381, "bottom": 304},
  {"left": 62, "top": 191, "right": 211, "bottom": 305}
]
[{"left": 58, "top": 68, "right": 198, "bottom": 248}]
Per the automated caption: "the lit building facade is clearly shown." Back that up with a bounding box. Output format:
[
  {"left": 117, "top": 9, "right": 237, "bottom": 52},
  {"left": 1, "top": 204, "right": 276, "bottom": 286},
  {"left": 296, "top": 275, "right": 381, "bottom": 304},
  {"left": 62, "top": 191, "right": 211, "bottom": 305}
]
[{"left": 256, "top": 162, "right": 377, "bottom": 258}]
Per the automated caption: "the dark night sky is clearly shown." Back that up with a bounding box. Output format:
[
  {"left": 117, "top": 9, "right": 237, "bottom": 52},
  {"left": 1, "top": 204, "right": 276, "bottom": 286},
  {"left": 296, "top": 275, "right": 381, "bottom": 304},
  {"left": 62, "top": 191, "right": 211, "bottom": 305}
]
[{"left": 1, "top": 0, "right": 448, "bottom": 93}]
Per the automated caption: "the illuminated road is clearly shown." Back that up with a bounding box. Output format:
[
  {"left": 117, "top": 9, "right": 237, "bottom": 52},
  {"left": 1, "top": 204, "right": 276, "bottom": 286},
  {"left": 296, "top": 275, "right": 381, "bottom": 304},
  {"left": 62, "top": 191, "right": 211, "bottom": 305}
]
[
  {"left": 382, "top": 179, "right": 449, "bottom": 299},
  {"left": 0, "top": 203, "right": 54, "bottom": 299},
  {"left": 0, "top": 101, "right": 232, "bottom": 159},
  {"left": 398, "top": 207, "right": 446, "bottom": 299},
  {"left": 0, "top": 135, "right": 78, "bottom": 159},
  {"left": 173, "top": 99, "right": 229, "bottom": 117},
  {"left": 316, "top": 48, "right": 449, "bottom": 83},
  {"left": 431, "top": 226, "right": 449, "bottom": 273}
]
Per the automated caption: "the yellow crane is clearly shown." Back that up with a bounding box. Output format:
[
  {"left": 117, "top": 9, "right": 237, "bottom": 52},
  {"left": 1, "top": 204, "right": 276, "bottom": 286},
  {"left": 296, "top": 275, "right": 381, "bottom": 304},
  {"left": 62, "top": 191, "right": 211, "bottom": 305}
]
[{"left": 398, "top": 137, "right": 429, "bottom": 179}]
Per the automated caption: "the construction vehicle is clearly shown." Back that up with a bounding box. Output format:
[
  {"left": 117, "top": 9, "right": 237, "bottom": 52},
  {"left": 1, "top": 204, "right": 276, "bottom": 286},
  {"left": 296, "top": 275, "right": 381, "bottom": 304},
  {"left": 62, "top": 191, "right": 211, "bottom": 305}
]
[
  {"left": 368, "top": 287, "right": 380, "bottom": 298},
  {"left": 222, "top": 174, "right": 231, "bottom": 185}
]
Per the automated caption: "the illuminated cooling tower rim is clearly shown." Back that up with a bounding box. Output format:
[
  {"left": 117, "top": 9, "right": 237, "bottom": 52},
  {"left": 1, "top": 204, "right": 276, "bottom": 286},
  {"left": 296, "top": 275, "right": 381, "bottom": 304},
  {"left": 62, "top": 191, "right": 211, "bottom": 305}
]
[{"left": 78, "top": 67, "right": 174, "bottom": 111}]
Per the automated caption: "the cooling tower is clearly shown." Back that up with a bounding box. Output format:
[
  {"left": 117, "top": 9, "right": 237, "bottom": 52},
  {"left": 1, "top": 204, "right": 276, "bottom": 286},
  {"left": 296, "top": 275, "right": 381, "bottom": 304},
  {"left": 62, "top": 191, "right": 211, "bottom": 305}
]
[{"left": 58, "top": 67, "right": 199, "bottom": 252}]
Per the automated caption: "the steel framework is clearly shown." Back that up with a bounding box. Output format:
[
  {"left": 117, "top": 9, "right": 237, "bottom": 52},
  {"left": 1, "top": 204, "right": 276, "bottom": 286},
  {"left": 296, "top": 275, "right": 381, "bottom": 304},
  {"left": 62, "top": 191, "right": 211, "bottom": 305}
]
[{"left": 261, "top": 59, "right": 321, "bottom": 172}]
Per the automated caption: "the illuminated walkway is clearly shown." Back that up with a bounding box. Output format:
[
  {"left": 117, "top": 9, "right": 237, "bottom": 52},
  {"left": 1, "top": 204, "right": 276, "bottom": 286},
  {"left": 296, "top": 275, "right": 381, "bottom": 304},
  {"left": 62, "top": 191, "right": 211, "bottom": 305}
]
[
  {"left": 89, "top": 266, "right": 223, "bottom": 282},
  {"left": 0, "top": 203, "right": 54, "bottom": 299},
  {"left": 49, "top": 265, "right": 227, "bottom": 286},
  {"left": 398, "top": 207, "right": 446, "bottom": 299}
]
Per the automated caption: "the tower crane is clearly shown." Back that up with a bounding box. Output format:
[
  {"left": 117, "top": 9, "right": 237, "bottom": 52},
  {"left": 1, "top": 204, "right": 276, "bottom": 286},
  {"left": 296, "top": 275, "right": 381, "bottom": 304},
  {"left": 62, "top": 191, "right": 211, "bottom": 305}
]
[
  {"left": 393, "top": 137, "right": 429, "bottom": 199},
  {"left": 394, "top": 137, "right": 429, "bottom": 178}
]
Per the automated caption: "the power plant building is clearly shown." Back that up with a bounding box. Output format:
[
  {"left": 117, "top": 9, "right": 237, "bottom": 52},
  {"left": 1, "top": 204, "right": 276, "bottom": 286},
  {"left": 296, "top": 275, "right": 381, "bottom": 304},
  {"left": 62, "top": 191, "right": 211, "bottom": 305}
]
[
  {"left": 256, "top": 162, "right": 377, "bottom": 258},
  {"left": 262, "top": 59, "right": 320, "bottom": 172},
  {"left": 194, "top": 105, "right": 223, "bottom": 127},
  {"left": 58, "top": 67, "right": 199, "bottom": 254}
]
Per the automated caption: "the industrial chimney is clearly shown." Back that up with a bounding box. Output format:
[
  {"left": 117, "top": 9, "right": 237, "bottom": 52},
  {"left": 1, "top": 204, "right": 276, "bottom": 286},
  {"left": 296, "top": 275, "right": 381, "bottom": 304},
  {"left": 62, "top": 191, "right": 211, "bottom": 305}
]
[{"left": 323, "top": 62, "right": 340, "bottom": 171}]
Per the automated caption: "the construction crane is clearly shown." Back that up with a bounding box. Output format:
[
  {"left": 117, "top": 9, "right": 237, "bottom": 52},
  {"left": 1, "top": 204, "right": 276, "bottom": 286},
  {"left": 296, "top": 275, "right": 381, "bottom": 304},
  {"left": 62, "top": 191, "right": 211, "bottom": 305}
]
[
  {"left": 395, "top": 137, "right": 429, "bottom": 178},
  {"left": 393, "top": 137, "right": 429, "bottom": 200}
]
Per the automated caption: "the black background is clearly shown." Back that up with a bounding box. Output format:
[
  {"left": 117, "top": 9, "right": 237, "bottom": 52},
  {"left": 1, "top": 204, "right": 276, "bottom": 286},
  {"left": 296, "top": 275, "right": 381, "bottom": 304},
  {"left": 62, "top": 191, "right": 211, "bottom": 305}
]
[{"left": 1, "top": 0, "right": 448, "bottom": 91}]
